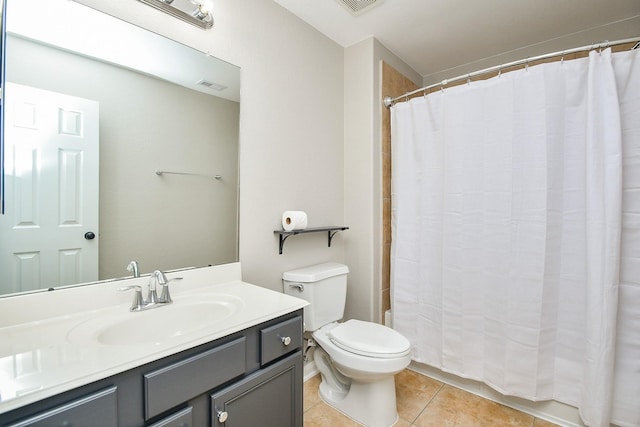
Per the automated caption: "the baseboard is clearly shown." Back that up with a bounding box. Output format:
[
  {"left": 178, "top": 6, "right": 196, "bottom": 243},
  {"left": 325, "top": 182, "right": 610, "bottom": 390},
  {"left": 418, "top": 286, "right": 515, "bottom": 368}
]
[
  {"left": 304, "top": 360, "right": 319, "bottom": 382},
  {"left": 409, "top": 361, "right": 586, "bottom": 427}
]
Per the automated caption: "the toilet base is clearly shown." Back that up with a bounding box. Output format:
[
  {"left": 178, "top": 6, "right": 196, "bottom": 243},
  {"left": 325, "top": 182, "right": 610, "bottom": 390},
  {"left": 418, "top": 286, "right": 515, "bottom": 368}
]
[
  {"left": 315, "top": 347, "right": 399, "bottom": 427},
  {"left": 318, "top": 376, "right": 398, "bottom": 427}
]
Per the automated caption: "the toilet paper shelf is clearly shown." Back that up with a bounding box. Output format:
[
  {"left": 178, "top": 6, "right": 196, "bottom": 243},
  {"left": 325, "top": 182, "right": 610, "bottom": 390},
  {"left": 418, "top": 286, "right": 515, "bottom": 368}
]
[{"left": 274, "top": 226, "right": 349, "bottom": 254}]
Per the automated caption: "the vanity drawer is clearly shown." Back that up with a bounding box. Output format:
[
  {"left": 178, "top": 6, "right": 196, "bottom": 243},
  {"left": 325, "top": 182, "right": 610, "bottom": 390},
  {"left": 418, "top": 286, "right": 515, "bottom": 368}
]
[
  {"left": 6, "top": 386, "right": 117, "bottom": 427},
  {"left": 144, "top": 337, "right": 246, "bottom": 420},
  {"left": 260, "top": 316, "right": 302, "bottom": 366}
]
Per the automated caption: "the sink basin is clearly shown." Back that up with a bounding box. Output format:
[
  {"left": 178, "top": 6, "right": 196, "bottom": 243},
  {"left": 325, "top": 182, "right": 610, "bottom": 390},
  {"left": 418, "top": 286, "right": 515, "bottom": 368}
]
[{"left": 67, "top": 295, "right": 243, "bottom": 346}]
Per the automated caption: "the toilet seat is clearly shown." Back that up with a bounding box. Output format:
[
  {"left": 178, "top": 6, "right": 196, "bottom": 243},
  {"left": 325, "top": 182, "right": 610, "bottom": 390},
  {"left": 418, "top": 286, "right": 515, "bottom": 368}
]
[{"left": 328, "top": 319, "right": 410, "bottom": 359}]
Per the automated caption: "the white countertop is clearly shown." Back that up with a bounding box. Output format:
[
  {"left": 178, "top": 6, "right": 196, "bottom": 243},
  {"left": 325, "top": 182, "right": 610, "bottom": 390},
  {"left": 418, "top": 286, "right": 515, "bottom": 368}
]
[{"left": 0, "top": 263, "right": 307, "bottom": 414}]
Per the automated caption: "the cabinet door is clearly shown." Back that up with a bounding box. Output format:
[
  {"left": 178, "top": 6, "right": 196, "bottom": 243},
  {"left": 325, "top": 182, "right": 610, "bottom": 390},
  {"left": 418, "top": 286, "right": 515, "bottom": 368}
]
[
  {"left": 148, "top": 406, "right": 192, "bottom": 427},
  {"left": 211, "top": 351, "right": 302, "bottom": 427}
]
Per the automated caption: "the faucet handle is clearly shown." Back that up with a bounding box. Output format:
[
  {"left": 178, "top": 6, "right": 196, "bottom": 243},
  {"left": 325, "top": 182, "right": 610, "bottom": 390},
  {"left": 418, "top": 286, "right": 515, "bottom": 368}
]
[
  {"left": 146, "top": 276, "right": 159, "bottom": 305},
  {"left": 126, "top": 261, "right": 140, "bottom": 278},
  {"left": 153, "top": 270, "right": 168, "bottom": 285},
  {"left": 158, "top": 277, "right": 183, "bottom": 303},
  {"left": 119, "top": 285, "right": 145, "bottom": 311}
]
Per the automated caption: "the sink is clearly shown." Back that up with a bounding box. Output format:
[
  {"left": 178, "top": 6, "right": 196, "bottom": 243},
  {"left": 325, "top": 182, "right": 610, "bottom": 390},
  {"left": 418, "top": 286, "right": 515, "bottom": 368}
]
[{"left": 67, "top": 295, "right": 243, "bottom": 346}]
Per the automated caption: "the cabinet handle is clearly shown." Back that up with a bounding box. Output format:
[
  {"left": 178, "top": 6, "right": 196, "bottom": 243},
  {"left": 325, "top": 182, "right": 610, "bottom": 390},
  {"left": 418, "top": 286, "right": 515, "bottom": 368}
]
[
  {"left": 280, "top": 336, "right": 292, "bottom": 346},
  {"left": 217, "top": 410, "right": 229, "bottom": 423}
]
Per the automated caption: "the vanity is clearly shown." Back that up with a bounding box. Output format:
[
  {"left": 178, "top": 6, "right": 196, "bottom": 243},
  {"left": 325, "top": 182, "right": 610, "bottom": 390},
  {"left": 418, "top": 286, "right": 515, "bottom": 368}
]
[{"left": 0, "top": 263, "right": 308, "bottom": 427}]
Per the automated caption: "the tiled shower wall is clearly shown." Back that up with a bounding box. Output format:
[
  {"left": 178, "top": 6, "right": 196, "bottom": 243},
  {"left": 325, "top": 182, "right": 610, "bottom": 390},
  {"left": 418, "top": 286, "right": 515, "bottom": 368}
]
[{"left": 381, "top": 62, "right": 418, "bottom": 320}]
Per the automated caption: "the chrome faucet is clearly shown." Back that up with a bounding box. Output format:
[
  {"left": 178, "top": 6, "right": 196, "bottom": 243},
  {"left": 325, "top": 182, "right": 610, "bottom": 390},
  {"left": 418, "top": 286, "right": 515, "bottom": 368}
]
[
  {"left": 126, "top": 260, "right": 140, "bottom": 278},
  {"left": 153, "top": 270, "right": 184, "bottom": 303},
  {"left": 119, "top": 269, "right": 182, "bottom": 311},
  {"left": 152, "top": 270, "right": 169, "bottom": 303}
]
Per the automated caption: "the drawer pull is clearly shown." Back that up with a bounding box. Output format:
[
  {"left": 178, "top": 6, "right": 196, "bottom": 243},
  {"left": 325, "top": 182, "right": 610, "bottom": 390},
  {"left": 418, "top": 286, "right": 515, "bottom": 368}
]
[
  {"left": 280, "top": 336, "right": 292, "bottom": 346},
  {"left": 217, "top": 410, "right": 229, "bottom": 423}
]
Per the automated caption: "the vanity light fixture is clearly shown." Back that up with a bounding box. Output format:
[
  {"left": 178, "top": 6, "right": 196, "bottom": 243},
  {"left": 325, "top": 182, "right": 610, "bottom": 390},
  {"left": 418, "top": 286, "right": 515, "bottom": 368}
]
[{"left": 137, "top": 0, "right": 214, "bottom": 29}]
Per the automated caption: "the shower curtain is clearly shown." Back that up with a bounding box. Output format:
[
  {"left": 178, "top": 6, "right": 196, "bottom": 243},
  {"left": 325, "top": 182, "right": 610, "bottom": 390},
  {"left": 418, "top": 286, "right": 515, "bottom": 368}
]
[{"left": 390, "top": 48, "right": 640, "bottom": 427}]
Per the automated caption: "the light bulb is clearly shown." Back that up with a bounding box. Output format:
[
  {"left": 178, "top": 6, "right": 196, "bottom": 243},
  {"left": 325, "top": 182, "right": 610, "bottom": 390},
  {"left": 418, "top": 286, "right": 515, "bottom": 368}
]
[
  {"left": 191, "top": 0, "right": 213, "bottom": 21},
  {"left": 199, "top": 0, "right": 213, "bottom": 14}
]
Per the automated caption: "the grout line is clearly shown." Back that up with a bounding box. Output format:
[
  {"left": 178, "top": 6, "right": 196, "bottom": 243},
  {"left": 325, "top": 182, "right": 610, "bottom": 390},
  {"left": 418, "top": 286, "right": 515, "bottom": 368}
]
[{"left": 407, "top": 381, "right": 445, "bottom": 425}]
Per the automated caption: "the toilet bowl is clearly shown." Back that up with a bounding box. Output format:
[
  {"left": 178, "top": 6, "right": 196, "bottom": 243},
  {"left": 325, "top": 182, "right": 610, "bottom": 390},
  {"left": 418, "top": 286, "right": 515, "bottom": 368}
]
[
  {"left": 282, "top": 263, "right": 411, "bottom": 427},
  {"left": 313, "top": 320, "right": 410, "bottom": 427},
  {"left": 314, "top": 320, "right": 410, "bottom": 380}
]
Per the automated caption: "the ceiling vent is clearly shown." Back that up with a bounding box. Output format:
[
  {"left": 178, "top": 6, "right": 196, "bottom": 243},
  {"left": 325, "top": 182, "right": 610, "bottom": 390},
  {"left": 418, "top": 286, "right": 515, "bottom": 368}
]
[
  {"left": 197, "top": 79, "right": 228, "bottom": 91},
  {"left": 335, "top": 0, "right": 385, "bottom": 16}
]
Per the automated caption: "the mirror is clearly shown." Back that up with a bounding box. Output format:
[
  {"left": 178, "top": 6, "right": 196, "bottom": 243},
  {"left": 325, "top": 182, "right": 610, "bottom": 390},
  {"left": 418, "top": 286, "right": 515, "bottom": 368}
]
[{"left": 0, "top": 0, "right": 240, "bottom": 297}]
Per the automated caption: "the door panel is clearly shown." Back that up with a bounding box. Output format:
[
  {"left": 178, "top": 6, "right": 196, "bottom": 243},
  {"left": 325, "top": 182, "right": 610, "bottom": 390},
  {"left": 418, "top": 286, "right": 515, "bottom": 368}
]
[{"left": 0, "top": 83, "right": 99, "bottom": 293}]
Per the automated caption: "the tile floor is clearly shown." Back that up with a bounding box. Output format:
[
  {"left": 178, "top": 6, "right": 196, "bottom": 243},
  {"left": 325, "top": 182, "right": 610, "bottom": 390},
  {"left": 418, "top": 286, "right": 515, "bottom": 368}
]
[{"left": 303, "top": 369, "right": 561, "bottom": 427}]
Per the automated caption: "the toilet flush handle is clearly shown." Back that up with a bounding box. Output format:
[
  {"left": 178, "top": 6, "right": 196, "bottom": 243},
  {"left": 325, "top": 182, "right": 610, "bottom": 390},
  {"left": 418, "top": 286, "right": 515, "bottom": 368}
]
[{"left": 288, "top": 283, "right": 304, "bottom": 292}]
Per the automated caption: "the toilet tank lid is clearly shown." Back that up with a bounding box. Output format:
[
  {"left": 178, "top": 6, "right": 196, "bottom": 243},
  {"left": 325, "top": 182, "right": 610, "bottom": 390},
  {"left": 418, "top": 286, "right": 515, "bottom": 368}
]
[{"left": 282, "top": 262, "right": 349, "bottom": 282}]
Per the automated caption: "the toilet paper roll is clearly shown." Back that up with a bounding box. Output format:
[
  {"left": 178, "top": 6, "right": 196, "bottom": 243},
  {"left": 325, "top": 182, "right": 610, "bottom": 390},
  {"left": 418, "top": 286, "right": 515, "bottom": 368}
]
[{"left": 282, "top": 211, "right": 308, "bottom": 231}]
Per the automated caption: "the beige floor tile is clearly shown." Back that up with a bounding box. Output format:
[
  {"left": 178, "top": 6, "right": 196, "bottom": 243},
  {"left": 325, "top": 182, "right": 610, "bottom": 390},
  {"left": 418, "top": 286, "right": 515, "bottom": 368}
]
[
  {"left": 303, "top": 400, "right": 361, "bottom": 427},
  {"left": 304, "top": 374, "right": 322, "bottom": 412},
  {"left": 393, "top": 418, "right": 412, "bottom": 427},
  {"left": 413, "top": 385, "right": 535, "bottom": 427},
  {"left": 533, "top": 418, "right": 561, "bottom": 427},
  {"left": 395, "top": 369, "right": 443, "bottom": 423}
]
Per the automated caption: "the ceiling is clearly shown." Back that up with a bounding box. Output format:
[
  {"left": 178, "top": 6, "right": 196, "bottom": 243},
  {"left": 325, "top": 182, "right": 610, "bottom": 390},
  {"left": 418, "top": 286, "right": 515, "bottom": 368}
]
[{"left": 273, "top": 0, "right": 640, "bottom": 82}]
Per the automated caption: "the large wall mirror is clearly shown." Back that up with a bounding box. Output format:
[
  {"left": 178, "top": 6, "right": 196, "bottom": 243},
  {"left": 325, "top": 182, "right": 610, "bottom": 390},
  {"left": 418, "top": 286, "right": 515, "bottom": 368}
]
[{"left": 0, "top": 0, "right": 240, "bottom": 297}]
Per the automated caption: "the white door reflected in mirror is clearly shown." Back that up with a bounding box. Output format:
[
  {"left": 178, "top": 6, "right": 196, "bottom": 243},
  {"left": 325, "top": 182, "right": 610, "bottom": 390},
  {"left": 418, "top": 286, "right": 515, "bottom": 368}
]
[{"left": 0, "top": 83, "right": 99, "bottom": 293}]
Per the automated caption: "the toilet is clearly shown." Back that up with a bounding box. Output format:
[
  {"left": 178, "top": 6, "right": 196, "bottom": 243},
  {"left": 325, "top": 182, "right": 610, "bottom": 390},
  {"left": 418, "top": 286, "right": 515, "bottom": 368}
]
[{"left": 283, "top": 262, "right": 410, "bottom": 427}]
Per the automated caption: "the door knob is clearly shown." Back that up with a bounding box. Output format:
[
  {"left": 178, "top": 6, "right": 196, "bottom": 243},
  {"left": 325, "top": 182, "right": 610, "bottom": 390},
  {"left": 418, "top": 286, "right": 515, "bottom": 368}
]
[{"left": 84, "top": 231, "right": 96, "bottom": 240}]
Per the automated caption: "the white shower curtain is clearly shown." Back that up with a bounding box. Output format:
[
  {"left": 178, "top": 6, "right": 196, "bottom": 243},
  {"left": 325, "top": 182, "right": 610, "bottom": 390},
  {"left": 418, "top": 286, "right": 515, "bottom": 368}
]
[{"left": 391, "top": 48, "right": 640, "bottom": 427}]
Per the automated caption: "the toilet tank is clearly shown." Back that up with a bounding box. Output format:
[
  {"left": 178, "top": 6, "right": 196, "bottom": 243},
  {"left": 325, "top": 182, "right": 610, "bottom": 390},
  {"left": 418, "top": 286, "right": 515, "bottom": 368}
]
[{"left": 282, "top": 262, "right": 349, "bottom": 331}]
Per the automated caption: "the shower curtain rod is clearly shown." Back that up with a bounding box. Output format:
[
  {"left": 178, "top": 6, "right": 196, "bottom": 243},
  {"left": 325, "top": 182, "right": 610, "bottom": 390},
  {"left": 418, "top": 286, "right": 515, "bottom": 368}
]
[{"left": 383, "top": 36, "right": 640, "bottom": 108}]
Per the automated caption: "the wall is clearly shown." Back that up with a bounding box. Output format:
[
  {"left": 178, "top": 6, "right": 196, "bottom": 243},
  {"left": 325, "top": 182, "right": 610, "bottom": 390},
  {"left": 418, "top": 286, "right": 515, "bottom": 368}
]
[
  {"left": 75, "top": 0, "right": 345, "bottom": 292},
  {"left": 343, "top": 38, "right": 421, "bottom": 322}
]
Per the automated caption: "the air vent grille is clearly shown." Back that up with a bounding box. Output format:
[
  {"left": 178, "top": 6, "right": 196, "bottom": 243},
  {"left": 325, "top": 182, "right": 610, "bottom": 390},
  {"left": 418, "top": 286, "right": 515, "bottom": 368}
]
[
  {"left": 197, "top": 79, "right": 228, "bottom": 91},
  {"left": 336, "top": 0, "right": 384, "bottom": 15}
]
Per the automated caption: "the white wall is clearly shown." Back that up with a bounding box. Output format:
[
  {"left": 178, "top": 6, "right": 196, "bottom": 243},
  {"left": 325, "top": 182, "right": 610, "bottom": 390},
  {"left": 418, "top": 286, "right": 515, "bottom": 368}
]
[
  {"left": 76, "top": 0, "right": 346, "bottom": 292},
  {"left": 343, "top": 38, "right": 421, "bottom": 323},
  {"left": 343, "top": 39, "right": 376, "bottom": 322}
]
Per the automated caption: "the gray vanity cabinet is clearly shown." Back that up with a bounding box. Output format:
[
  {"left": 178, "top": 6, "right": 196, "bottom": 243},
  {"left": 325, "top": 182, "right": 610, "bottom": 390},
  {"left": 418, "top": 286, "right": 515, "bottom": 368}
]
[{"left": 0, "top": 310, "right": 303, "bottom": 427}]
